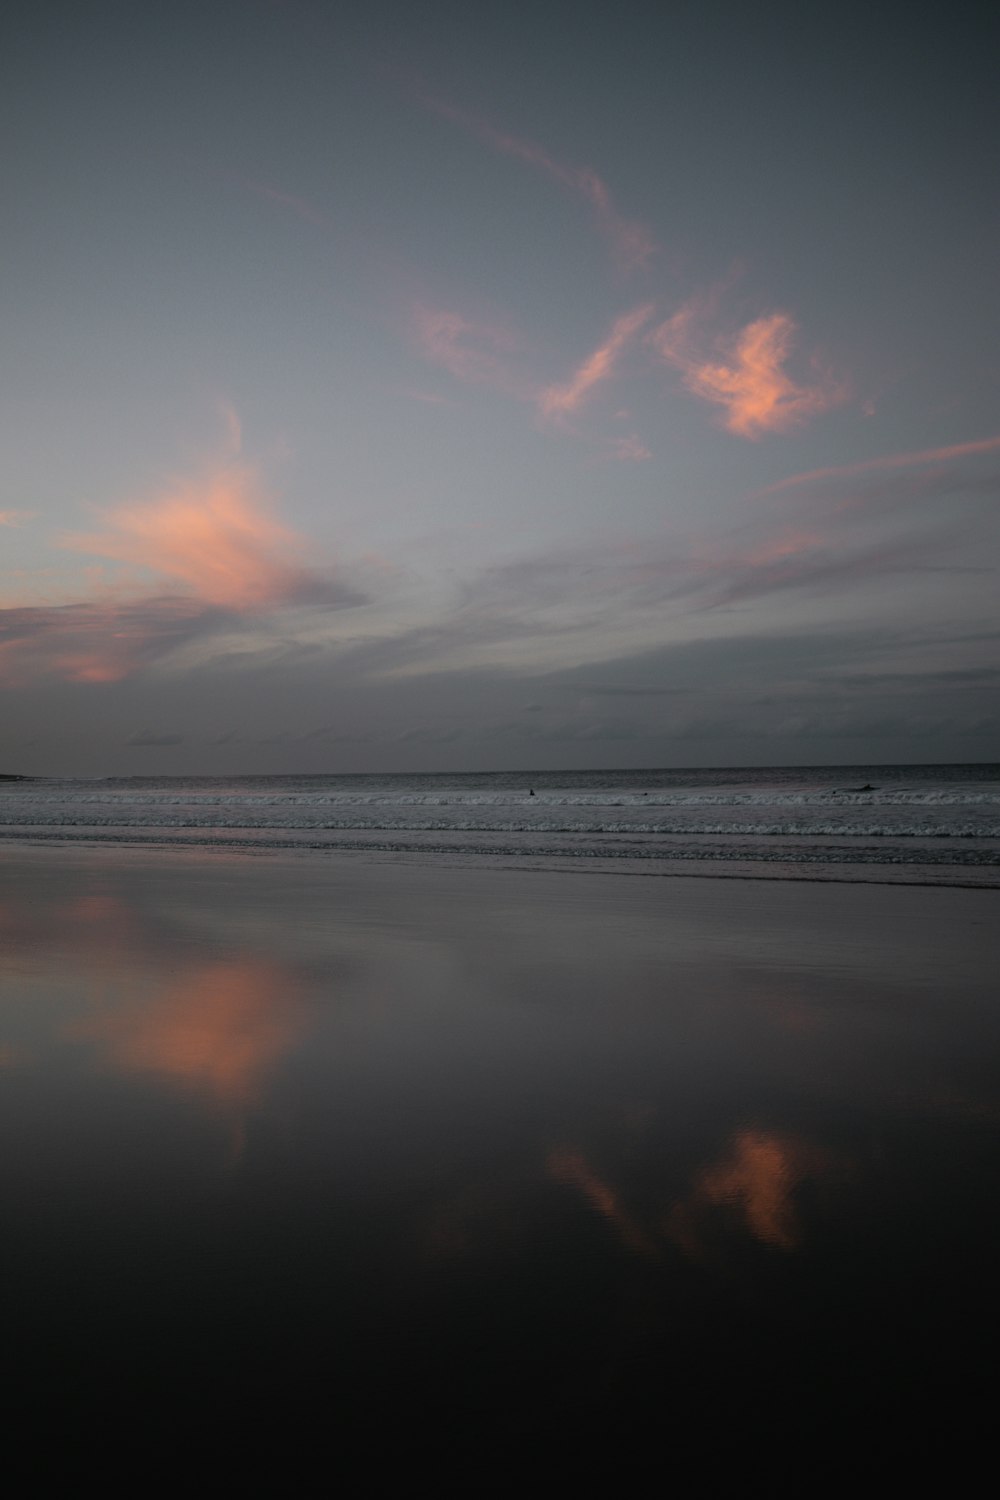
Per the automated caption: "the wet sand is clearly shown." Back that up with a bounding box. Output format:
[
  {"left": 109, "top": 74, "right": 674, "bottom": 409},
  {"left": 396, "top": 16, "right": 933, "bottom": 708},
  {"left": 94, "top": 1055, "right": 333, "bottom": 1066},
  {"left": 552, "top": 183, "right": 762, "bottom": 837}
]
[{"left": 2, "top": 845, "right": 999, "bottom": 1479}]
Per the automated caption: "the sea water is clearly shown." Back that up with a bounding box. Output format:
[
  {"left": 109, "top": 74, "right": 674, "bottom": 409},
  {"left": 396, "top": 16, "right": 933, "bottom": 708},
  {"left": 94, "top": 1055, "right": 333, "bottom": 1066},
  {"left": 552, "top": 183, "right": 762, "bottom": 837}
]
[{"left": 2, "top": 762, "right": 998, "bottom": 882}]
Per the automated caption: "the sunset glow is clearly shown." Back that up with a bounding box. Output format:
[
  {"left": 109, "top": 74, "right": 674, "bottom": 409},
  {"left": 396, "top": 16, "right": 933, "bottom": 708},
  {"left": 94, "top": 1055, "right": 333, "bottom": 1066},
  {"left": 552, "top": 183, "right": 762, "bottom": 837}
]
[
  {"left": 0, "top": 3, "right": 994, "bottom": 772},
  {"left": 63, "top": 468, "right": 313, "bottom": 609},
  {"left": 654, "top": 309, "right": 847, "bottom": 437}
]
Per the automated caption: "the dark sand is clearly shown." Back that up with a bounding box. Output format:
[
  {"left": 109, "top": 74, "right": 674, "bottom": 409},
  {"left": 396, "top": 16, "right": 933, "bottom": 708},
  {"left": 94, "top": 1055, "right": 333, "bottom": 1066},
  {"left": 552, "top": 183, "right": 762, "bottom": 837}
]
[{"left": 2, "top": 845, "right": 998, "bottom": 1479}]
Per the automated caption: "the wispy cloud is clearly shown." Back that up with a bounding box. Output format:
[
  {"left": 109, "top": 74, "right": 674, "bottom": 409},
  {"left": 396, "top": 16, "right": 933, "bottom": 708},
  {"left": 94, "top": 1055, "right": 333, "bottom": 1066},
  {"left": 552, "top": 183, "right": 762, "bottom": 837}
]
[
  {"left": 0, "top": 453, "right": 366, "bottom": 688},
  {"left": 239, "top": 176, "right": 327, "bottom": 227},
  {"left": 218, "top": 400, "right": 243, "bottom": 456},
  {"left": 608, "top": 434, "right": 652, "bottom": 463},
  {"left": 128, "top": 729, "right": 184, "bottom": 746},
  {"left": 538, "top": 304, "right": 655, "bottom": 418},
  {"left": 458, "top": 523, "right": 953, "bottom": 634},
  {"left": 411, "top": 305, "right": 528, "bottom": 395},
  {"left": 0, "top": 510, "right": 32, "bottom": 527},
  {"left": 61, "top": 465, "right": 327, "bottom": 610},
  {"left": 421, "top": 96, "right": 656, "bottom": 272},
  {"left": 652, "top": 304, "right": 847, "bottom": 438},
  {"left": 0, "top": 597, "right": 215, "bottom": 686},
  {"left": 756, "top": 433, "right": 1000, "bottom": 496}
]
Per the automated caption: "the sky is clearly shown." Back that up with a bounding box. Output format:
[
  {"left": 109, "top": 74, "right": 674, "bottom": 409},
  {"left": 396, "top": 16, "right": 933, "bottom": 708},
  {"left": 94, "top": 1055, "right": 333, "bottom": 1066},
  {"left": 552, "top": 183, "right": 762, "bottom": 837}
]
[{"left": 2, "top": 0, "right": 998, "bottom": 775}]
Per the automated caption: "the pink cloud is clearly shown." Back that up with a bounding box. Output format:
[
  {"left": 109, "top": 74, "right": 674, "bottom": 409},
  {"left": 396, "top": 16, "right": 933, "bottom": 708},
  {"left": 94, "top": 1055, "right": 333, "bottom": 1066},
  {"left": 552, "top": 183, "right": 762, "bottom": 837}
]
[
  {"left": 0, "top": 462, "right": 361, "bottom": 688},
  {"left": 422, "top": 97, "right": 656, "bottom": 272},
  {"left": 538, "top": 304, "right": 655, "bottom": 418},
  {"left": 61, "top": 466, "right": 318, "bottom": 610},
  {"left": 652, "top": 305, "right": 847, "bottom": 438}
]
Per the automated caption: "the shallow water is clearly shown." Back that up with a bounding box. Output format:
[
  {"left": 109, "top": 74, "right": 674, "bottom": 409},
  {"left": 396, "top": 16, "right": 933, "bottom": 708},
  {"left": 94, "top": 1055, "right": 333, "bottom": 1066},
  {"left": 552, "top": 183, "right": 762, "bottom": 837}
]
[{"left": 2, "top": 846, "right": 998, "bottom": 1476}]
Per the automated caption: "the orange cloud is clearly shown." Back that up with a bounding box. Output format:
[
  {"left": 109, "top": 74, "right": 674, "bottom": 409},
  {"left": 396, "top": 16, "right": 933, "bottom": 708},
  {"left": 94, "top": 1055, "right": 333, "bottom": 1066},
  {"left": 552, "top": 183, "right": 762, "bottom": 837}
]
[
  {"left": 653, "top": 306, "right": 847, "bottom": 438},
  {"left": 0, "top": 510, "right": 31, "bottom": 527},
  {"left": 538, "top": 304, "right": 655, "bottom": 418},
  {"left": 62, "top": 465, "right": 318, "bottom": 610},
  {"left": 422, "top": 97, "right": 656, "bottom": 272}
]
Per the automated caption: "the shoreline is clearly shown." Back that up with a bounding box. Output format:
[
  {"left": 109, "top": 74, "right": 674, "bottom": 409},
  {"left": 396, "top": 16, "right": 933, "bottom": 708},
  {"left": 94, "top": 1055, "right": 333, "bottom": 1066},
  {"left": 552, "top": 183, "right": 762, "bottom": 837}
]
[{"left": 1, "top": 829, "right": 998, "bottom": 889}]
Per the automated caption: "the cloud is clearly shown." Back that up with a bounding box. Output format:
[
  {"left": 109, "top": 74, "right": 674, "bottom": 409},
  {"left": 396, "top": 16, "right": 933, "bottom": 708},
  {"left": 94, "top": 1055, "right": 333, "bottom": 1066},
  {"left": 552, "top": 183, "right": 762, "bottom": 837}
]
[
  {"left": 608, "top": 434, "right": 652, "bottom": 463},
  {"left": 0, "top": 510, "right": 32, "bottom": 527},
  {"left": 0, "top": 597, "right": 216, "bottom": 686},
  {"left": 61, "top": 464, "right": 331, "bottom": 610},
  {"left": 443, "top": 520, "right": 952, "bottom": 636},
  {"left": 756, "top": 433, "right": 1000, "bottom": 497},
  {"left": 238, "top": 176, "right": 327, "bottom": 227},
  {"left": 421, "top": 96, "right": 656, "bottom": 272},
  {"left": 0, "top": 457, "right": 367, "bottom": 688},
  {"left": 652, "top": 305, "right": 847, "bottom": 438},
  {"left": 538, "top": 304, "right": 655, "bottom": 418},
  {"left": 411, "top": 301, "right": 656, "bottom": 449},
  {"left": 127, "top": 729, "right": 184, "bottom": 746},
  {"left": 411, "top": 305, "right": 528, "bottom": 395}
]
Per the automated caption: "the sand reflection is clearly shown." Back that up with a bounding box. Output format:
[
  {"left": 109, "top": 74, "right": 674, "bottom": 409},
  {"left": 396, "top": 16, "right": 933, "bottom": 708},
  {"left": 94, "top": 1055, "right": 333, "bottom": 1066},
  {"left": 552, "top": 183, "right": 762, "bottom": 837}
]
[
  {"left": 0, "top": 869, "right": 308, "bottom": 1124},
  {"left": 547, "top": 1146, "right": 657, "bottom": 1257},
  {"left": 71, "top": 958, "right": 303, "bottom": 1108},
  {"left": 667, "top": 1129, "right": 847, "bottom": 1257},
  {"left": 544, "top": 1128, "right": 847, "bottom": 1262}
]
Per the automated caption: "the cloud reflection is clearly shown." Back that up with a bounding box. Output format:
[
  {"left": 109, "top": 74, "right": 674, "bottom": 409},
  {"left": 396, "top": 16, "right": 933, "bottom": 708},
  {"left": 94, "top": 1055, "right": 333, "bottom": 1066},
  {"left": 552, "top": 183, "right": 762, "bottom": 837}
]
[
  {"left": 1, "top": 877, "right": 304, "bottom": 1106},
  {"left": 668, "top": 1129, "right": 845, "bottom": 1256},
  {"left": 73, "top": 958, "right": 304, "bottom": 1109},
  {"left": 546, "top": 1127, "right": 846, "bottom": 1262},
  {"left": 547, "top": 1145, "right": 657, "bottom": 1257}
]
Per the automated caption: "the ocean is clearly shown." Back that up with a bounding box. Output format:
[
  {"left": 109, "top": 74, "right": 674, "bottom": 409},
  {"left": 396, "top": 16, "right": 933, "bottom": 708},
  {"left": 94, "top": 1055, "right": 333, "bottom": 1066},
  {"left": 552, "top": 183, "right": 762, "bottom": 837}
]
[{"left": 3, "top": 761, "right": 998, "bottom": 882}]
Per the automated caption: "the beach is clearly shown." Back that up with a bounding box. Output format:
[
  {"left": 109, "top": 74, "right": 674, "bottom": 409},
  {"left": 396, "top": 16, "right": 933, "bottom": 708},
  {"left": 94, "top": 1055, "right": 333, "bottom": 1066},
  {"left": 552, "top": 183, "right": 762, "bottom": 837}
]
[{"left": 2, "top": 840, "right": 998, "bottom": 1475}]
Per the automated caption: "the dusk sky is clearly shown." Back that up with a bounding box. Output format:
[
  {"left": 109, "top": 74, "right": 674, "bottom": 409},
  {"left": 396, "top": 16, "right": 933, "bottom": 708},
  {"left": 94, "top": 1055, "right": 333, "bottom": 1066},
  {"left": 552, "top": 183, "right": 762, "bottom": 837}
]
[{"left": 3, "top": 0, "right": 997, "bottom": 774}]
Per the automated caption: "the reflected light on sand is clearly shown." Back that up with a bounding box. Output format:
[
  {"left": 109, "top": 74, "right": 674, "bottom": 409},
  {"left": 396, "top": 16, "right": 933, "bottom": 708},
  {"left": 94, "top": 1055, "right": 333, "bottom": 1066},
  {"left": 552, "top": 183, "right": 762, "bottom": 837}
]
[
  {"left": 72, "top": 958, "right": 303, "bottom": 1108},
  {"left": 547, "top": 1145, "right": 657, "bottom": 1257},
  {"left": 668, "top": 1128, "right": 844, "bottom": 1255}
]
